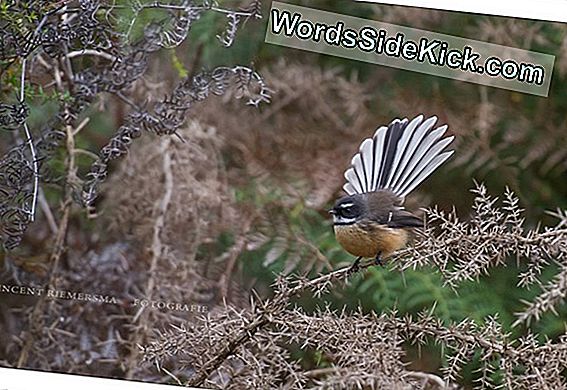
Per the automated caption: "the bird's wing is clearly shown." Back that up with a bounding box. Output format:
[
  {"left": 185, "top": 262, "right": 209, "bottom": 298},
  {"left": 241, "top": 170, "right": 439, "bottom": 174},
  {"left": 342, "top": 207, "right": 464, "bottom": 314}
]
[
  {"left": 386, "top": 209, "right": 424, "bottom": 228},
  {"left": 343, "top": 114, "right": 454, "bottom": 199}
]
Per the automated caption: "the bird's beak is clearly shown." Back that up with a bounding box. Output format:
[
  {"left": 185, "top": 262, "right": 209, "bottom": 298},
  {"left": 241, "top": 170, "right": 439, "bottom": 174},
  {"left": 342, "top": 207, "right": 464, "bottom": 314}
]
[{"left": 328, "top": 209, "right": 336, "bottom": 215}]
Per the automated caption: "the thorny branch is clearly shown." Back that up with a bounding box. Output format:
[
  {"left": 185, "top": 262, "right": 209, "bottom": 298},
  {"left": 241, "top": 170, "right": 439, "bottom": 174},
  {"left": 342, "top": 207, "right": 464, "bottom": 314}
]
[
  {"left": 183, "top": 231, "right": 463, "bottom": 386},
  {"left": 144, "top": 184, "right": 567, "bottom": 388}
]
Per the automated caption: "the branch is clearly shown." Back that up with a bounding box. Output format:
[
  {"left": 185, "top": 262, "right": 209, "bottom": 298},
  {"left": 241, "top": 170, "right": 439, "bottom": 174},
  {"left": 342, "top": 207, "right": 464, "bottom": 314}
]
[
  {"left": 185, "top": 257, "right": 380, "bottom": 386},
  {"left": 66, "top": 49, "right": 116, "bottom": 61}
]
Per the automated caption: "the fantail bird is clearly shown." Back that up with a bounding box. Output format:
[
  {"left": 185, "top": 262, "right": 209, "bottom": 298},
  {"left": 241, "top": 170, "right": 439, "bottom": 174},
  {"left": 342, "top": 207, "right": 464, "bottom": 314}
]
[{"left": 330, "top": 114, "right": 455, "bottom": 270}]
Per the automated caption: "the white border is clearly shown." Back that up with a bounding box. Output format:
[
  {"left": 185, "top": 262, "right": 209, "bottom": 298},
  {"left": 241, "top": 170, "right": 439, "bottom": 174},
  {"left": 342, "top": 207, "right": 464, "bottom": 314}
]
[
  {"left": 0, "top": 367, "right": 202, "bottom": 390},
  {"left": 358, "top": 0, "right": 567, "bottom": 23},
  {"left": 3, "top": 1, "right": 565, "bottom": 388}
]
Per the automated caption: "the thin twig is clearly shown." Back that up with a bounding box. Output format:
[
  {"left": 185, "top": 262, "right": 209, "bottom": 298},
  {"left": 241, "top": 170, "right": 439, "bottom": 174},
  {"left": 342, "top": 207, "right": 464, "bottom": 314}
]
[
  {"left": 66, "top": 49, "right": 116, "bottom": 61},
  {"left": 38, "top": 188, "right": 58, "bottom": 235},
  {"left": 19, "top": 59, "right": 39, "bottom": 222}
]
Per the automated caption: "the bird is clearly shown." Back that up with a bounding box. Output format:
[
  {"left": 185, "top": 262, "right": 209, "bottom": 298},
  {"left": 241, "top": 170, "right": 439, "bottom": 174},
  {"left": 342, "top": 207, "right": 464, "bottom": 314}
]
[{"left": 329, "top": 114, "right": 455, "bottom": 271}]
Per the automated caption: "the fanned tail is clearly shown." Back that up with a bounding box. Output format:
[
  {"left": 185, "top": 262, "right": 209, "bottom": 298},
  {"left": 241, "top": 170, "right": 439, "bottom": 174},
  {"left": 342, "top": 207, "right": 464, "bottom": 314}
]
[{"left": 343, "top": 114, "right": 454, "bottom": 198}]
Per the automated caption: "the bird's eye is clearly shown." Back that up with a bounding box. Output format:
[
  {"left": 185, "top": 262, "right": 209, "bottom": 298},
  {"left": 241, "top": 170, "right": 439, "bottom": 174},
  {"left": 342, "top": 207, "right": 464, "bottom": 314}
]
[{"left": 338, "top": 203, "right": 356, "bottom": 218}]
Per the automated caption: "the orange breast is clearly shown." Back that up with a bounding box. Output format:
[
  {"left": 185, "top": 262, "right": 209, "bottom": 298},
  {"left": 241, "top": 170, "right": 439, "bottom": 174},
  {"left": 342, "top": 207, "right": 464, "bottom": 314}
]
[{"left": 334, "top": 224, "right": 409, "bottom": 258}]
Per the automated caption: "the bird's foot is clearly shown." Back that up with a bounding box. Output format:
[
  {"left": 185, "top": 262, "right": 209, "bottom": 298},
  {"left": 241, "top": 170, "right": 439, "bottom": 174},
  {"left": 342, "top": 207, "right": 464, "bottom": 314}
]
[
  {"left": 348, "top": 256, "right": 362, "bottom": 274},
  {"left": 374, "top": 252, "right": 384, "bottom": 267}
]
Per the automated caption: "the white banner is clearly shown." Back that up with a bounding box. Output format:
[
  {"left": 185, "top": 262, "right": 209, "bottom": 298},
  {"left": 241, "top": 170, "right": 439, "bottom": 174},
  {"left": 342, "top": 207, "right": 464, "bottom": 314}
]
[{"left": 266, "top": 2, "right": 555, "bottom": 96}]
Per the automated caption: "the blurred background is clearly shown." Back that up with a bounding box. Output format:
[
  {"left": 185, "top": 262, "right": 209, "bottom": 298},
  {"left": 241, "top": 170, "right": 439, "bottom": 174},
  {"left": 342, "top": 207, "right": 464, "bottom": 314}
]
[{"left": 1, "top": 0, "right": 566, "bottom": 387}]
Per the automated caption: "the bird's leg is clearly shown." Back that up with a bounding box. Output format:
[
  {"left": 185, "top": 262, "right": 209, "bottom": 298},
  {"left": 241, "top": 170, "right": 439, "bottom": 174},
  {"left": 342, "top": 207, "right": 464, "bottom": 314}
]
[
  {"left": 374, "top": 252, "right": 384, "bottom": 267},
  {"left": 348, "top": 256, "right": 362, "bottom": 274}
]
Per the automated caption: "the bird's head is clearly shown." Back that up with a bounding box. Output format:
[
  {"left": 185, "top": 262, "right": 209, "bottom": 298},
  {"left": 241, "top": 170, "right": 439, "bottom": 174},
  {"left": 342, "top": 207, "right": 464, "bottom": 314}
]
[{"left": 329, "top": 194, "right": 366, "bottom": 226}]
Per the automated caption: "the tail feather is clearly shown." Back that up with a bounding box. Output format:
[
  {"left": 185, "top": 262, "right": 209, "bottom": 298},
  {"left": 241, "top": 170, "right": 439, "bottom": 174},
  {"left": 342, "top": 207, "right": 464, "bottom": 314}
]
[
  {"left": 378, "top": 118, "right": 407, "bottom": 189},
  {"left": 397, "top": 150, "right": 454, "bottom": 197},
  {"left": 370, "top": 126, "right": 387, "bottom": 190},
  {"left": 388, "top": 116, "right": 437, "bottom": 191},
  {"left": 342, "top": 114, "right": 454, "bottom": 199},
  {"left": 384, "top": 115, "right": 423, "bottom": 189},
  {"left": 391, "top": 124, "right": 446, "bottom": 193}
]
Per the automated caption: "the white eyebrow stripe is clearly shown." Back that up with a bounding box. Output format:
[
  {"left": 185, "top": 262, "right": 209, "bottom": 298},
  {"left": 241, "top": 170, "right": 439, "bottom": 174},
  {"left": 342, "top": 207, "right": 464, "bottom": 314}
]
[{"left": 338, "top": 203, "right": 354, "bottom": 208}]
